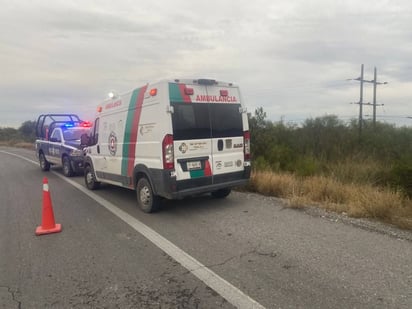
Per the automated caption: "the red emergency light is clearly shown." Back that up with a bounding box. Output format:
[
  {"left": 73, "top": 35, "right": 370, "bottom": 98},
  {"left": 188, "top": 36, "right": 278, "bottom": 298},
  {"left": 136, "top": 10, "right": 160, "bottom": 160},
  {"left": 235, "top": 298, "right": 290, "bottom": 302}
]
[
  {"left": 150, "top": 88, "right": 157, "bottom": 96},
  {"left": 184, "top": 88, "right": 194, "bottom": 95},
  {"left": 80, "top": 121, "right": 92, "bottom": 127},
  {"left": 220, "top": 90, "right": 228, "bottom": 96}
]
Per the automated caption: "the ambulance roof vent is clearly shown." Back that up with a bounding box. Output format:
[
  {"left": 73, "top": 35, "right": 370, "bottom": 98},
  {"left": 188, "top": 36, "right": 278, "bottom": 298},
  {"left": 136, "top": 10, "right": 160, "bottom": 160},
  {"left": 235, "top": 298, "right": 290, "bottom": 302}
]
[{"left": 195, "top": 79, "right": 217, "bottom": 86}]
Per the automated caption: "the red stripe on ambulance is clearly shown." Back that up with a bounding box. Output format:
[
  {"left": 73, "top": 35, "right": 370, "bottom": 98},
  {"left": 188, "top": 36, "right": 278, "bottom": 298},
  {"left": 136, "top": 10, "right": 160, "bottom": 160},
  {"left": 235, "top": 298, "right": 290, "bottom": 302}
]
[
  {"left": 127, "top": 85, "right": 148, "bottom": 181},
  {"left": 177, "top": 84, "right": 192, "bottom": 103}
]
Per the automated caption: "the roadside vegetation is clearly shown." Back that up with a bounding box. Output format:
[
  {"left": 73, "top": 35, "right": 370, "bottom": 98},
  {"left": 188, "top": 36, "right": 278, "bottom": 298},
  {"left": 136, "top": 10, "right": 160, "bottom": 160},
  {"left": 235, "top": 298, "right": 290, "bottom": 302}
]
[
  {"left": 0, "top": 120, "right": 36, "bottom": 149},
  {"left": 247, "top": 108, "right": 412, "bottom": 230},
  {"left": 2, "top": 114, "right": 412, "bottom": 229}
]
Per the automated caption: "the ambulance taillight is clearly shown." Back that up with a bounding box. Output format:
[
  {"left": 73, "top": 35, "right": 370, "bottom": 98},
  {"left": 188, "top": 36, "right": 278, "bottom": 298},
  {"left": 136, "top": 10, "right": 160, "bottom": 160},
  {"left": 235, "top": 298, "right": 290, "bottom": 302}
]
[
  {"left": 244, "top": 131, "right": 250, "bottom": 161},
  {"left": 162, "top": 134, "right": 174, "bottom": 170}
]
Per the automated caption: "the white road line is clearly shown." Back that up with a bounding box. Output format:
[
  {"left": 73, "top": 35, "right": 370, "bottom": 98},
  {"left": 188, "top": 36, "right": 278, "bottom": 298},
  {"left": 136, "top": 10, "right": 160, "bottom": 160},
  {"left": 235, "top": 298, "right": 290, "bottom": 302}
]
[
  {"left": 1, "top": 150, "right": 265, "bottom": 309},
  {"left": 0, "top": 150, "right": 39, "bottom": 165}
]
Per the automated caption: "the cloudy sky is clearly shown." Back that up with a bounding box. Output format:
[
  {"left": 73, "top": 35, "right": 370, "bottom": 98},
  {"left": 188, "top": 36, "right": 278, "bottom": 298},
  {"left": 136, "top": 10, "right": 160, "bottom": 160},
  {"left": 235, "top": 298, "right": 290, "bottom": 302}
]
[{"left": 1, "top": 0, "right": 411, "bottom": 127}]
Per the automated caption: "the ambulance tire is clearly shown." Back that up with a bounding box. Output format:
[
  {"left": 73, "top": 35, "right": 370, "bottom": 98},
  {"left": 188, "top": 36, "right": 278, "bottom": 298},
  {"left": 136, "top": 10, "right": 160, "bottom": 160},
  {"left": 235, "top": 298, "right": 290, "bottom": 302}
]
[
  {"left": 136, "top": 177, "right": 160, "bottom": 213},
  {"left": 84, "top": 165, "right": 100, "bottom": 190},
  {"left": 39, "top": 152, "right": 50, "bottom": 171},
  {"left": 211, "top": 188, "right": 232, "bottom": 198},
  {"left": 62, "top": 156, "right": 74, "bottom": 177}
]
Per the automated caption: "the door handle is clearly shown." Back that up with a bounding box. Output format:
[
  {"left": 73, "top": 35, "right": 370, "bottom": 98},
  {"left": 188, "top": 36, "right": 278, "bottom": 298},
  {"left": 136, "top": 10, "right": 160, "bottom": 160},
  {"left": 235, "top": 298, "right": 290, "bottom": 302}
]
[
  {"left": 217, "top": 139, "right": 223, "bottom": 151},
  {"left": 97, "top": 145, "right": 100, "bottom": 154}
]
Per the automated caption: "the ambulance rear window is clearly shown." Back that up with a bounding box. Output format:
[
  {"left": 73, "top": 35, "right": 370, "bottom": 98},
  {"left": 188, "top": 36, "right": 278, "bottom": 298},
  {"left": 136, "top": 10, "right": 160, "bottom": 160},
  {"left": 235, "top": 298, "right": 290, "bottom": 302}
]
[
  {"left": 171, "top": 103, "right": 243, "bottom": 140},
  {"left": 210, "top": 104, "right": 243, "bottom": 138}
]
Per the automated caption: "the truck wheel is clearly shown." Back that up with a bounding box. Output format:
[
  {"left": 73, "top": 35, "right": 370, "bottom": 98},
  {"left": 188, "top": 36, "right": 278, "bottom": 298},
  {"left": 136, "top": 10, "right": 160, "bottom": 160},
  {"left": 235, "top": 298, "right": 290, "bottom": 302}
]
[
  {"left": 39, "top": 152, "right": 50, "bottom": 171},
  {"left": 211, "top": 188, "right": 231, "bottom": 198},
  {"left": 62, "top": 156, "right": 74, "bottom": 177},
  {"left": 84, "top": 165, "right": 100, "bottom": 190},
  {"left": 136, "top": 177, "right": 160, "bottom": 213}
]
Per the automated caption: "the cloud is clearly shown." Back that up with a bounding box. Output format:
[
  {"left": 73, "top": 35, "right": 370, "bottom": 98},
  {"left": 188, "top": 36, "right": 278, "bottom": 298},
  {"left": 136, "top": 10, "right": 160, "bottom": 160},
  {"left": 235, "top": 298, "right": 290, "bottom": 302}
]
[{"left": 0, "top": 0, "right": 411, "bottom": 128}]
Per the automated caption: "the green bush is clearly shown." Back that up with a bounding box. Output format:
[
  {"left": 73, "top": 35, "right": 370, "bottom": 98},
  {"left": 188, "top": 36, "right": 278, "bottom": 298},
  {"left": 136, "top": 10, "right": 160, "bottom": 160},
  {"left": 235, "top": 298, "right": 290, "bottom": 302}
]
[
  {"left": 293, "top": 156, "right": 320, "bottom": 177},
  {"left": 249, "top": 108, "right": 412, "bottom": 192},
  {"left": 252, "top": 156, "right": 271, "bottom": 171},
  {"left": 389, "top": 159, "right": 412, "bottom": 197}
]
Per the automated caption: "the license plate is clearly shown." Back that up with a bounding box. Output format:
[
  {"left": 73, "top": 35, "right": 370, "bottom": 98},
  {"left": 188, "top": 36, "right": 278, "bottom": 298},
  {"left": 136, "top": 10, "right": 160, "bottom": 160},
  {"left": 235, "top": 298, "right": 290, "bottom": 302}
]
[{"left": 187, "top": 161, "right": 201, "bottom": 170}]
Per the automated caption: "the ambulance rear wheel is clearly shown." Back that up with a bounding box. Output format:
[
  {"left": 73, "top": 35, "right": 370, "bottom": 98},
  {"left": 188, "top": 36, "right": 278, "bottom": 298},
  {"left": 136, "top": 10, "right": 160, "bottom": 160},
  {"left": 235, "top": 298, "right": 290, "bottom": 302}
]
[
  {"left": 39, "top": 152, "right": 50, "bottom": 171},
  {"left": 62, "top": 156, "right": 74, "bottom": 177},
  {"left": 211, "top": 188, "right": 231, "bottom": 198},
  {"left": 85, "top": 165, "right": 100, "bottom": 190},
  {"left": 136, "top": 177, "right": 160, "bottom": 213}
]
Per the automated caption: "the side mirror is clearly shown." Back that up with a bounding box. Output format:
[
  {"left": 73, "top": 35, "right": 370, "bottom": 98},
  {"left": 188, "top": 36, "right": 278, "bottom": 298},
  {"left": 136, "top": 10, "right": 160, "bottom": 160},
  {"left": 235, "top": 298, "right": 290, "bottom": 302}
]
[{"left": 80, "top": 133, "right": 91, "bottom": 146}]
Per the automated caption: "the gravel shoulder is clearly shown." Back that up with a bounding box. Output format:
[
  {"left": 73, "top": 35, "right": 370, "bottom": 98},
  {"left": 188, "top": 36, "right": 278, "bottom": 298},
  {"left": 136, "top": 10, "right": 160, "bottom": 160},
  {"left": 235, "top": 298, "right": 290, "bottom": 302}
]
[{"left": 244, "top": 191, "right": 412, "bottom": 242}]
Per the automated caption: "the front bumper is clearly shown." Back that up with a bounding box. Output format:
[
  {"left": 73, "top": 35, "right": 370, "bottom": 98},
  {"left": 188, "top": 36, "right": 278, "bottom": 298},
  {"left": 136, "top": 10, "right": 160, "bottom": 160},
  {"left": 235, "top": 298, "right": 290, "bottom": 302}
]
[{"left": 70, "top": 155, "right": 86, "bottom": 173}]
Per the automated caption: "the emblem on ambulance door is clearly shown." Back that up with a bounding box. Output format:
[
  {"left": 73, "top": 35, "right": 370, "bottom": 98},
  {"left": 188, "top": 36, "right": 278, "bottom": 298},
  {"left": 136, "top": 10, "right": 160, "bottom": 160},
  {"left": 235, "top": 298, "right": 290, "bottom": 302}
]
[
  {"left": 108, "top": 131, "right": 117, "bottom": 156},
  {"left": 179, "top": 143, "right": 188, "bottom": 154}
]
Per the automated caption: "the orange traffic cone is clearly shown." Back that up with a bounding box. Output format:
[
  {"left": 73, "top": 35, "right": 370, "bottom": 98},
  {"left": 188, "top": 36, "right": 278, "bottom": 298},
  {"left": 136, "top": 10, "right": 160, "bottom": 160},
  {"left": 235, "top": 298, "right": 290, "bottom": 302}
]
[{"left": 35, "top": 177, "right": 62, "bottom": 236}]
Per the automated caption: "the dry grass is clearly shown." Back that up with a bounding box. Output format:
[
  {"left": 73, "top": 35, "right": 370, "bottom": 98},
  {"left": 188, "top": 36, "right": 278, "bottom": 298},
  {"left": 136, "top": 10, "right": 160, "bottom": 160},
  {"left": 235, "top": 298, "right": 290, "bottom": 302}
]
[
  {"left": 249, "top": 170, "right": 412, "bottom": 230},
  {"left": 325, "top": 157, "right": 387, "bottom": 185}
]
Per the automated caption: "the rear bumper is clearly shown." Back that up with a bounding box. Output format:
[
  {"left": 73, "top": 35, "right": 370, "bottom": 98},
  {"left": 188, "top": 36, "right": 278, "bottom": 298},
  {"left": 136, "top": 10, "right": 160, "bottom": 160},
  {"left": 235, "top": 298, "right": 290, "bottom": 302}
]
[
  {"left": 150, "top": 167, "right": 251, "bottom": 199},
  {"left": 170, "top": 178, "right": 249, "bottom": 199}
]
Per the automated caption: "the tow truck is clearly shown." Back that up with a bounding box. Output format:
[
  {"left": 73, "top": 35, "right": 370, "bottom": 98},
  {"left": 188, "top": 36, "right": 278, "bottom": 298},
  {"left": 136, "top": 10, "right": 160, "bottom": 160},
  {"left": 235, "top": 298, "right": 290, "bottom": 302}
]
[{"left": 35, "top": 114, "right": 92, "bottom": 177}]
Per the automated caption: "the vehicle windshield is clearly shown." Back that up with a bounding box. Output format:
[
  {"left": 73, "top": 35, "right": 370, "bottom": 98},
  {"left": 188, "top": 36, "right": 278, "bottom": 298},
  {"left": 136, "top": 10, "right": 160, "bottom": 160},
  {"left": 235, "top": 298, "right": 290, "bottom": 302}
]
[
  {"left": 171, "top": 103, "right": 243, "bottom": 140},
  {"left": 62, "top": 128, "right": 91, "bottom": 141}
]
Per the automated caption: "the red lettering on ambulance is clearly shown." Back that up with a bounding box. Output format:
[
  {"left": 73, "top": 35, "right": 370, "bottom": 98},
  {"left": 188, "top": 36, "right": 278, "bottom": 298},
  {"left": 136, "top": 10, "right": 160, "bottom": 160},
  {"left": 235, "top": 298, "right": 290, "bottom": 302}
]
[
  {"left": 195, "top": 95, "right": 237, "bottom": 103},
  {"left": 105, "top": 100, "right": 122, "bottom": 109}
]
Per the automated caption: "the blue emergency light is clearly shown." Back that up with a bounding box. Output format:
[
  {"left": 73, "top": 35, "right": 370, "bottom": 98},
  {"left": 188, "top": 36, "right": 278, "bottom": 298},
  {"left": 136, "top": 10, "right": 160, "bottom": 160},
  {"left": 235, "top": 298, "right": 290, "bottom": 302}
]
[{"left": 63, "top": 122, "right": 75, "bottom": 128}]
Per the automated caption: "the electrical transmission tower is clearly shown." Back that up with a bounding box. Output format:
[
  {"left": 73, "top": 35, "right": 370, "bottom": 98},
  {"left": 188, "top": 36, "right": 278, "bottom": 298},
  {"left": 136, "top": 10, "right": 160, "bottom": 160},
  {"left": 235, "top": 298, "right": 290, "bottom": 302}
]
[{"left": 348, "top": 64, "right": 388, "bottom": 135}]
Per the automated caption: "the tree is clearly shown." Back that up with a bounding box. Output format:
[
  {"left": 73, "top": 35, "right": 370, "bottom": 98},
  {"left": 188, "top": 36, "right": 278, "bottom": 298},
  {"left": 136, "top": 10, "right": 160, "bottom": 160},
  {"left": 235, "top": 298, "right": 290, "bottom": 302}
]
[
  {"left": 18, "top": 120, "right": 36, "bottom": 142},
  {"left": 252, "top": 107, "right": 267, "bottom": 129},
  {"left": 0, "top": 127, "right": 19, "bottom": 141}
]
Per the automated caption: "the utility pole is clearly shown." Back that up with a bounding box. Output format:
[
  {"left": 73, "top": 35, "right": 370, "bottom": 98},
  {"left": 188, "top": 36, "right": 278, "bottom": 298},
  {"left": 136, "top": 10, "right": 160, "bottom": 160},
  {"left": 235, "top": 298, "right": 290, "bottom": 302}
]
[
  {"left": 372, "top": 67, "right": 377, "bottom": 126},
  {"left": 348, "top": 64, "right": 366, "bottom": 136},
  {"left": 368, "top": 67, "right": 387, "bottom": 127},
  {"left": 359, "top": 64, "right": 364, "bottom": 136},
  {"left": 348, "top": 64, "right": 388, "bottom": 134}
]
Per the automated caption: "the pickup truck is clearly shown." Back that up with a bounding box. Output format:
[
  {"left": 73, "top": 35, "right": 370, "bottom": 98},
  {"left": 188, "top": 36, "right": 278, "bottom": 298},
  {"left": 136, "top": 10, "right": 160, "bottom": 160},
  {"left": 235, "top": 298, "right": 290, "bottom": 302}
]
[{"left": 34, "top": 114, "right": 92, "bottom": 177}]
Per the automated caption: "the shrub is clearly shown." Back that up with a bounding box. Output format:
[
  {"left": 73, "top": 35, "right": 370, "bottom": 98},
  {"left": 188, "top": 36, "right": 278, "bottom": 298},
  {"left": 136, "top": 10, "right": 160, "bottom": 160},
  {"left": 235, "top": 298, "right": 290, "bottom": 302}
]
[{"left": 389, "top": 159, "right": 412, "bottom": 197}]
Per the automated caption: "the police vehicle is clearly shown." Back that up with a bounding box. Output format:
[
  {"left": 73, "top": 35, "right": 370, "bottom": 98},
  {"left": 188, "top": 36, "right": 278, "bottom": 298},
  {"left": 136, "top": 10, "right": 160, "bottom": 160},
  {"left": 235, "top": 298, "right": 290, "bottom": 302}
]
[{"left": 35, "top": 114, "right": 92, "bottom": 177}]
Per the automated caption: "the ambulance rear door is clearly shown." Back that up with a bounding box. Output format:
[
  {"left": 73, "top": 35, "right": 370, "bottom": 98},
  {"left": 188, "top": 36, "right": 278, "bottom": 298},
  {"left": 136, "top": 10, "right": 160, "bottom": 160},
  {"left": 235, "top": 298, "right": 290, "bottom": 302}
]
[
  {"left": 205, "top": 85, "right": 245, "bottom": 184},
  {"left": 169, "top": 79, "right": 245, "bottom": 190}
]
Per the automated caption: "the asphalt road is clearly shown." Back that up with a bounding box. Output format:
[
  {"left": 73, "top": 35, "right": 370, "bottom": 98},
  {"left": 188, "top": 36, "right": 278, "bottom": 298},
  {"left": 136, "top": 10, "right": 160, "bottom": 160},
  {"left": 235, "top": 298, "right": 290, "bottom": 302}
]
[{"left": 1, "top": 147, "right": 411, "bottom": 308}]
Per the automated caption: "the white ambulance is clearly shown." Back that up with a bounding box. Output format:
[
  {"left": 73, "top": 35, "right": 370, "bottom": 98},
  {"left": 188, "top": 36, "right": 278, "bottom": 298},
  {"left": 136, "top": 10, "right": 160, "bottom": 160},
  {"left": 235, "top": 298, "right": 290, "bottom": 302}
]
[{"left": 83, "top": 79, "right": 251, "bottom": 212}]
